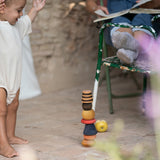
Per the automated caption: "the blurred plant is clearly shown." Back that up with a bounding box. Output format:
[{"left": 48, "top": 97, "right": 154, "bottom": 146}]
[
  {"left": 94, "top": 119, "right": 154, "bottom": 160},
  {"left": 93, "top": 35, "right": 160, "bottom": 160},
  {"left": 140, "top": 36, "right": 160, "bottom": 160}
]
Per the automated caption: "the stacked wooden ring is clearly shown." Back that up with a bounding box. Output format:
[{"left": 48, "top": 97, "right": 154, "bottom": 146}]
[{"left": 81, "top": 90, "right": 97, "bottom": 147}]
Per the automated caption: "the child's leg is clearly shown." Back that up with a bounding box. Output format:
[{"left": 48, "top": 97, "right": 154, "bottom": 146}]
[
  {"left": 6, "top": 89, "right": 28, "bottom": 144},
  {"left": 133, "top": 30, "right": 151, "bottom": 41},
  {"left": 117, "top": 48, "right": 138, "bottom": 64},
  {"left": 111, "top": 30, "right": 139, "bottom": 51},
  {"left": 0, "top": 88, "right": 18, "bottom": 158}
]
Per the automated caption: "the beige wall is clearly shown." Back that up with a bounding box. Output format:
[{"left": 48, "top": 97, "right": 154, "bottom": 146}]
[{"left": 25, "top": 0, "right": 99, "bottom": 93}]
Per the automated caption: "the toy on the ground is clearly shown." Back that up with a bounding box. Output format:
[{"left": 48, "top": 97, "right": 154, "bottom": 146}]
[
  {"left": 81, "top": 90, "right": 97, "bottom": 147},
  {"left": 95, "top": 120, "right": 108, "bottom": 132},
  {"left": 82, "top": 109, "right": 95, "bottom": 120}
]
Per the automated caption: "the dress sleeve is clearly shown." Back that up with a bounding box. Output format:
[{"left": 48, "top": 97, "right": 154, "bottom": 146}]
[{"left": 15, "top": 15, "right": 32, "bottom": 39}]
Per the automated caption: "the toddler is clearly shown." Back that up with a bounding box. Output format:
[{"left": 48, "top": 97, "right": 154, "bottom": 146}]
[{"left": 0, "top": 0, "right": 45, "bottom": 158}]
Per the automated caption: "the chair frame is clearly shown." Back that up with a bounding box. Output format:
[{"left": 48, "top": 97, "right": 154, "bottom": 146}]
[{"left": 92, "top": 22, "right": 156, "bottom": 114}]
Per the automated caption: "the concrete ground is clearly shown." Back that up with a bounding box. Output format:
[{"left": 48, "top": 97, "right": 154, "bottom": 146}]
[{"left": 0, "top": 71, "right": 158, "bottom": 160}]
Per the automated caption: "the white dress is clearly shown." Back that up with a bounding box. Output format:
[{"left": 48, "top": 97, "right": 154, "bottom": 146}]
[
  {"left": 19, "top": 9, "right": 41, "bottom": 100},
  {"left": 19, "top": 35, "right": 41, "bottom": 100},
  {"left": 0, "top": 15, "right": 32, "bottom": 104}
]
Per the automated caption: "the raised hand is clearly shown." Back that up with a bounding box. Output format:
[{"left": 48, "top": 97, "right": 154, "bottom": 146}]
[
  {"left": 33, "top": 0, "right": 46, "bottom": 12},
  {"left": 28, "top": 0, "right": 46, "bottom": 22}
]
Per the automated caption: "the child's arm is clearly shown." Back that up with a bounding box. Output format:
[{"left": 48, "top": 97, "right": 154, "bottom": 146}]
[{"left": 28, "top": 0, "right": 46, "bottom": 23}]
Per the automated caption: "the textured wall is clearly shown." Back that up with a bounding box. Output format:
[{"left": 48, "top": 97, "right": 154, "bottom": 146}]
[{"left": 25, "top": 0, "right": 99, "bottom": 92}]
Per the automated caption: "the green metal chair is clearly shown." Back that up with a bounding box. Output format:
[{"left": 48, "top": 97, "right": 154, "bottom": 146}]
[{"left": 92, "top": 3, "right": 158, "bottom": 113}]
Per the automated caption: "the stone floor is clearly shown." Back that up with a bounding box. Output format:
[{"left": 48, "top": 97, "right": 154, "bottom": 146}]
[{"left": 0, "top": 72, "right": 158, "bottom": 160}]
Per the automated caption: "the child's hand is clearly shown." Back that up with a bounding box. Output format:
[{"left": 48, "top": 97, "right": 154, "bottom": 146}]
[
  {"left": 33, "top": 0, "right": 46, "bottom": 12},
  {"left": 0, "top": 0, "right": 5, "bottom": 14},
  {"left": 28, "top": 0, "right": 46, "bottom": 22}
]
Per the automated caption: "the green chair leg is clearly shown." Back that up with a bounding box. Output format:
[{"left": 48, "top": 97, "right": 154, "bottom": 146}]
[
  {"left": 105, "top": 66, "right": 114, "bottom": 114},
  {"left": 103, "top": 41, "right": 114, "bottom": 114},
  {"left": 142, "top": 74, "right": 147, "bottom": 113}
]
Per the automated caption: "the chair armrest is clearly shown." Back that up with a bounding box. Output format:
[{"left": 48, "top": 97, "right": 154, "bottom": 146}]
[
  {"left": 100, "top": 22, "right": 157, "bottom": 38},
  {"left": 152, "top": 15, "right": 160, "bottom": 36}
]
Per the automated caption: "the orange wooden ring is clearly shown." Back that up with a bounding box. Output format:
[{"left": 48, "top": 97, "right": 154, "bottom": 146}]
[
  {"left": 81, "top": 139, "right": 95, "bottom": 147},
  {"left": 84, "top": 135, "right": 96, "bottom": 140},
  {"left": 81, "top": 97, "right": 93, "bottom": 101},
  {"left": 82, "top": 90, "right": 92, "bottom": 95},
  {"left": 82, "top": 95, "right": 92, "bottom": 98}
]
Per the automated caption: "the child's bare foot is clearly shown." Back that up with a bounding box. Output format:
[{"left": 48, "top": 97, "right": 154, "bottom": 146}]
[
  {"left": 0, "top": 144, "right": 18, "bottom": 158},
  {"left": 8, "top": 136, "right": 28, "bottom": 144}
]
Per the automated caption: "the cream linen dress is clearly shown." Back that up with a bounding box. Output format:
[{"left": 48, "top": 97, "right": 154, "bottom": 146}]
[{"left": 0, "top": 15, "right": 32, "bottom": 104}]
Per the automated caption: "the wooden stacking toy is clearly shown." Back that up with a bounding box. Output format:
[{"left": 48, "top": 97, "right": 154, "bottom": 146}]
[{"left": 81, "top": 90, "right": 97, "bottom": 147}]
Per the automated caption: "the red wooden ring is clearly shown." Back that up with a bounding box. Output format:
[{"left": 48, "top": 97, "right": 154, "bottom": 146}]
[{"left": 81, "top": 119, "right": 96, "bottom": 124}]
